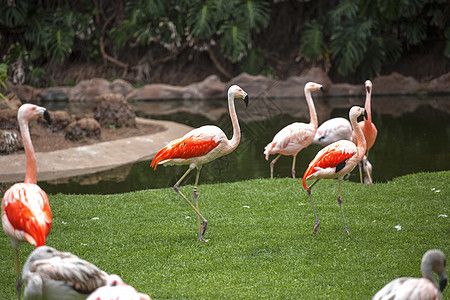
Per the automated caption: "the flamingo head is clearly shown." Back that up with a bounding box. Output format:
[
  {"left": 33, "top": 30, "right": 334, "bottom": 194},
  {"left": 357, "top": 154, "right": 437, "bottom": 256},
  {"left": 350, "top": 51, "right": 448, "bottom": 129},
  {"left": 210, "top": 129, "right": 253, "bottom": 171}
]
[
  {"left": 18, "top": 104, "right": 52, "bottom": 125},
  {"left": 365, "top": 80, "right": 372, "bottom": 94},
  {"left": 349, "top": 106, "right": 367, "bottom": 121},
  {"left": 305, "top": 82, "right": 325, "bottom": 94},
  {"left": 421, "top": 249, "right": 447, "bottom": 292},
  {"left": 228, "top": 85, "right": 249, "bottom": 107}
]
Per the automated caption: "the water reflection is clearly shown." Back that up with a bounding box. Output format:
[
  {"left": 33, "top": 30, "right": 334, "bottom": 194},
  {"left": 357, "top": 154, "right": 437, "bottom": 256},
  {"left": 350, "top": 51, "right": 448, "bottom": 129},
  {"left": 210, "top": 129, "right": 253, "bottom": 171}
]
[{"left": 36, "top": 95, "right": 450, "bottom": 194}]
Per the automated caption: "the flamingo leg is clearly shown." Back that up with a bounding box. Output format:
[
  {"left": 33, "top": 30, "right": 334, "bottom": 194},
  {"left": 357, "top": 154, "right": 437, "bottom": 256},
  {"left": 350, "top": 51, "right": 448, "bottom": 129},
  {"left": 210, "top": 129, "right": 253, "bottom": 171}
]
[
  {"left": 306, "top": 179, "right": 321, "bottom": 235},
  {"left": 291, "top": 155, "right": 297, "bottom": 178},
  {"left": 337, "top": 180, "right": 349, "bottom": 234},
  {"left": 173, "top": 166, "right": 208, "bottom": 242},
  {"left": 365, "top": 151, "right": 373, "bottom": 184},
  {"left": 13, "top": 246, "right": 22, "bottom": 300},
  {"left": 193, "top": 166, "right": 208, "bottom": 242},
  {"left": 270, "top": 154, "right": 282, "bottom": 179},
  {"left": 358, "top": 162, "right": 363, "bottom": 183}
]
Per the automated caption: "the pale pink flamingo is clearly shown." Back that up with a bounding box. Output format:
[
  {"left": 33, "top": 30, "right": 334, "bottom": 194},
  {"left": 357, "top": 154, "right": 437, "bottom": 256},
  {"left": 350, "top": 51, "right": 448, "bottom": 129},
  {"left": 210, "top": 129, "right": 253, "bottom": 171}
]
[
  {"left": 22, "top": 246, "right": 151, "bottom": 300},
  {"left": 302, "top": 106, "right": 367, "bottom": 235},
  {"left": 2, "top": 104, "right": 52, "bottom": 299},
  {"left": 264, "top": 82, "right": 324, "bottom": 179},
  {"left": 353, "top": 80, "right": 377, "bottom": 183},
  {"left": 150, "top": 85, "right": 249, "bottom": 242},
  {"left": 87, "top": 280, "right": 151, "bottom": 300},
  {"left": 313, "top": 117, "right": 352, "bottom": 147},
  {"left": 373, "top": 249, "right": 447, "bottom": 300}
]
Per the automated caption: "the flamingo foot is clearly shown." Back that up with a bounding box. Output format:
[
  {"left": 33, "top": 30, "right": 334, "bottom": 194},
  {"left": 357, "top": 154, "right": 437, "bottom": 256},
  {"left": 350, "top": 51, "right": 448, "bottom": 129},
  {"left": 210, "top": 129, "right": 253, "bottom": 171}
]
[
  {"left": 201, "top": 219, "right": 208, "bottom": 235},
  {"left": 344, "top": 229, "right": 350, "bottom": 235},
  {"left": 313, "top": 221, "right": 320, "bottom": 235},
  {"left": 291, "top": 169, "right": 296, "bottom": 179},
  {"left": 16, "top": 276, "right": 22, "bottom": 300},
  {"left": 198, "top": 237, "right": 209, "bottom": 242}
]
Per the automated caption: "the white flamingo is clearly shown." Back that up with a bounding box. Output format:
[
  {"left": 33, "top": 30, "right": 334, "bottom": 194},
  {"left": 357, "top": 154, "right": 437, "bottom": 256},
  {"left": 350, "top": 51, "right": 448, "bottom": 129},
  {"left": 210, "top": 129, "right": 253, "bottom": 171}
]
[
  {"left": 373, "top": 249, "right": 447, "bottom": 300},
  {"left": 313, "top": 117, "right": 353, "bottom": 147},
  {"left": 150, "top": 85, "right": 249, "bottom": 242},
  {"left": 264, "top": 82, "right": 324, "bottom": 179},
  {"left": 22, "top": 246, "right": 148, "bottom": 300}
]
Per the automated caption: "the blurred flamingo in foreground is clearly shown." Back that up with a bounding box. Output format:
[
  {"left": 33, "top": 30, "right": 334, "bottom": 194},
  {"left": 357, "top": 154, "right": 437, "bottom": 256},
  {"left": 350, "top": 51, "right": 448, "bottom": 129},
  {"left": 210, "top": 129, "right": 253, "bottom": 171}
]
[
  {"left": 264, "top": 82, "right": 324, "bottom": 179},
  {"left": 23, "top": 246, "right": 151, "bottom": 300},
  {"left": 87, "top": 282, "right": 151, "bottom": 300},
  {"left": 2, "top": 104, "right": 52, "bottom": 300},
  {"left": 302, "top": 106, "right": 367, "bottom": 235},
  {"left": 373, "top": 249, "right": 447, "bottom": 300},
  {"left": 353, "top": 80, "right": 377, "bottom": 183},
  {"left": 150, "top": 85, "right": 249, "bottom": 242}
]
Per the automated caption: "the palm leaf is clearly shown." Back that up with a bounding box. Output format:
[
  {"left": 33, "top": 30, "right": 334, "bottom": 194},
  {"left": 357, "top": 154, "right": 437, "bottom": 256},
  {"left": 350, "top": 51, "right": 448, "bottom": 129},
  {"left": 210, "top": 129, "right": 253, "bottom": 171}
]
[{"left": 300, "top": 20, "right": 326, "bottom": 61}]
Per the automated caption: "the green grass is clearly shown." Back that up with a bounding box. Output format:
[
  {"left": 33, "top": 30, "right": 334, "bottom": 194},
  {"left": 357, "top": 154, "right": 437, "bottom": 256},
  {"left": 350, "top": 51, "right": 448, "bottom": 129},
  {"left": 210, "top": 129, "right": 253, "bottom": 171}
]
[{"left": 1, "top": 171, "right": 449, "bottom": 299}]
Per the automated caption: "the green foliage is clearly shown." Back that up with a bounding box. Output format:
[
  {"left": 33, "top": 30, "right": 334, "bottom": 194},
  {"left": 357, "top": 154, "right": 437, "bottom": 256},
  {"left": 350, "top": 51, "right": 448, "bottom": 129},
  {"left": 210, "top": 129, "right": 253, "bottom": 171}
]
[
  {"left": 300, "top": 0, "right": 447, "bottom": 78},
  {"left": 0, "top": 172, "right": 448, "bottom": 298}
]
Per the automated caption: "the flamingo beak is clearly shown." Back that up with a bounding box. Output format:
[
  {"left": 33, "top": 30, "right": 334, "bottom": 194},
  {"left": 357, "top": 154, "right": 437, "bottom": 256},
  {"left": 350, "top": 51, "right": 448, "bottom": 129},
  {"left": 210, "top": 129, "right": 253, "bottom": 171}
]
[
  {"left": 439, "top": 272, "right": 448, "bottom": 292},
  {"left": 366, "top": 86, "right": 371, "bottom": 94},
  {"left": 243, "top": 95, "right": 249, "bottom": 107},
  {"left": 363, "top": 110, "right": 368, "bottom": 120},
  {"left": 43, "top": 110, "right": 52, "bottom": 125},
  {"left": 320, "top": 86, "right": 325, "bottom": 93}
]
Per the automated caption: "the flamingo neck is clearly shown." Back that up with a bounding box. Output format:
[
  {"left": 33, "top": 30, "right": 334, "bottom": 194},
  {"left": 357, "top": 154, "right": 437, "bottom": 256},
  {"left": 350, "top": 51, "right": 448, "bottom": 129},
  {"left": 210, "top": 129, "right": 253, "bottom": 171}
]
[
  {"left": 228, "top": 95, "right": 241, "bottom": 152},
  {"left": 19, "top": 118, "right": 37, "bottom": 184},
  {"left": 350, "top": 113, "right": 366, "bottom": 161},
  {"left": 364, "top": 89, "right": 372, "bottom": 123},
  {"left": 305, "top": 89, "right": 318, "bottom": 129}
]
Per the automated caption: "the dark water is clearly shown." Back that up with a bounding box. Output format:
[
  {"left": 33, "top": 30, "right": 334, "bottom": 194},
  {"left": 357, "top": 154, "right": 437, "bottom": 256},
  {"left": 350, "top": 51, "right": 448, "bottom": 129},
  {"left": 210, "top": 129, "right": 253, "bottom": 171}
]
[{"left": 35, "top": 95, "right": 450, "bottom": 195}]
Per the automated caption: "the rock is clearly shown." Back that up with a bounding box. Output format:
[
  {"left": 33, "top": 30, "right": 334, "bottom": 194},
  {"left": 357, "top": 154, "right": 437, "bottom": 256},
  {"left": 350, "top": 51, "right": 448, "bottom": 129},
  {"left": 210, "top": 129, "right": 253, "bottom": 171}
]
[
  {"left": 184, "top": 75, "right": 226, "bottom": 99},
  {"left": 0, "top": 109, "right": 19, "bottom": 130},
  {"left": 69, "top": 78, "right": 111, "bottom": 101},
  {"left": 94, "top": 93, "right": 136, "bottom": 128},
  {"left": 110, "top": 79, "right": 134, "bottom": 97},
  {"left": 40, "top": 110, "right": 73, "bottom": 133},
  {"left": 372, "top": 72, "right": 422, "bottom": 95},
  {"left": 65, "top": 118, "right": 101, "bottom": 141},
  {"left": 0, "top": 129, "right": 22, "bottom": 154},
  {"left": 126, "top": 84, "right": 184, "bottom": 101},
  {"left": 427, "top": 72, "right": 450, "bottom": 93},
  {"left": 228, "top": 73, "right": 276, "bottom": 98},
  {"left": 37, "top": 87, "right": 71, "bottom": 101},
  {"left": 327, "top": 83, "right": 364, "bottom": 97},
  {"left": 0, "top": 93, "right": 22, "bottom": 111}
]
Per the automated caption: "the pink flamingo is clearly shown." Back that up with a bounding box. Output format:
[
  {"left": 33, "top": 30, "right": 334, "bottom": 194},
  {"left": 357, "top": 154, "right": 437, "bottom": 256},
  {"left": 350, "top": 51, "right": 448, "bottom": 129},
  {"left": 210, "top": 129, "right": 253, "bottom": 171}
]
[
  {"left": 353, "top": 80, "right": 377, "bottom": 183},
  {"left": 87, "top": 280, "right": 151, "bottom": 300},
  {"left": 302, "top": 106, "right": 367, "bottom": 235},
  {"left": 373, "top": 249, "right": 447, "bottom": 300},
  {"left": 264, "top": 82, "right": 324, "bottom": 179},
  {"left": 150, "top": 85, "right": 249, "bottom": 242},
  {"left": 2, "top": 104, "right": 52, "bottom": 299},
  {"left": 23, "top": 246, "right": 151, "bottom": 300},
  {"left": 313, "top": 117, "right": 352, "bottom": 147}
]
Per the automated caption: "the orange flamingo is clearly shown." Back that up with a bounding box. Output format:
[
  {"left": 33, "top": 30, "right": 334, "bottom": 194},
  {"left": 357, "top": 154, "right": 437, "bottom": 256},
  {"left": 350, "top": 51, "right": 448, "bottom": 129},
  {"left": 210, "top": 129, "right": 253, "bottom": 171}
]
[
  {"left": 264, "top": 82, "right": 324, "bottom": 179},
  {"left": 373, "top": 249, "right": 447, "bottom": 300},
  {"left": 1, "top": 104, "right": 52, "bottom": 299},
  {"left": 353, "top": 80, "right": 377, "bottom": 183},
  {"left": 150, "top": 85, "right": 248, "bottom": 242},
  {"left": 302, "top": 106, "right": 367, "bottom": 235}
]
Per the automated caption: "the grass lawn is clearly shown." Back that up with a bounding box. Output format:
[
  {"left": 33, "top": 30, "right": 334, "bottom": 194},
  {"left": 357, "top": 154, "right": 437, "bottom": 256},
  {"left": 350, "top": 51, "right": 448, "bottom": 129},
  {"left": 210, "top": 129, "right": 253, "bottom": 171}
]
[{"left": 0, "top": 171, "right": 448, "bottom": 299}]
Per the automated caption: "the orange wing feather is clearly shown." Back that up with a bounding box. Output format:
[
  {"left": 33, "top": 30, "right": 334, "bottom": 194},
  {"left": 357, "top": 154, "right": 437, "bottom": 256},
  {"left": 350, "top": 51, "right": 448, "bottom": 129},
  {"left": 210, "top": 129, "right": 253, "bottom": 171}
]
[
  {"left": 4, "top": 186, "right": 52, "bottom": 247},
  {"left": 303, "top": 142, "right": 356, "bottom": 190},
  {"left": 151, "top": 136, "right": 220, "bottom": 169}
]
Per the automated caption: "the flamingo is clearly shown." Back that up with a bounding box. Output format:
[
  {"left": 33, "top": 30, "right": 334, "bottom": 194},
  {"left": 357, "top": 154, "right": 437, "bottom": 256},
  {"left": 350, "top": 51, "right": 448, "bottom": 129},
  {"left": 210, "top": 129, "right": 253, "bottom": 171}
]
[
  {"left": 373, "top": 249, "right": 447, "bottom": 300},
  {"left": 86, "top": 280, "right": 151, "bottom": 300},
  {"left": 353, "top": 80, "right": 377, "bottom": 183},
  {"left": 302, "top": 106, "right": 367, "bottom": 235},
  {"left": 22, "top": 245, "right": 151, "bottom": 300},
  {"left": 150, "top": 85, "right": 249, "bottom": 242},
  {"left": 2, "top": 104, "right": 52, "bottom": 300},
  {"left": 264, "top": 82, "right": 324, "bottom": 179},
  {"left": 313, "top": 117, "right": 353, "bottom": 147}
]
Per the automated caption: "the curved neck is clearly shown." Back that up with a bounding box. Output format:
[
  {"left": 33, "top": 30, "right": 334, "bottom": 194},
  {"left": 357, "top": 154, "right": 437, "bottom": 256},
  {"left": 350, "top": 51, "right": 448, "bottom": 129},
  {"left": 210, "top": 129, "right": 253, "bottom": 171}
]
[
  {"left": 305, "top": 89, "right": 318, "bottom": 129},
  {"left": 350, "top": 114, "right": 366, "bottom": 160},
  {"left": 227, "top": 95, "right": 241, "bottom": 151},
  {"left": 19, "top": 119, "right": 37, "bottom": 184}
]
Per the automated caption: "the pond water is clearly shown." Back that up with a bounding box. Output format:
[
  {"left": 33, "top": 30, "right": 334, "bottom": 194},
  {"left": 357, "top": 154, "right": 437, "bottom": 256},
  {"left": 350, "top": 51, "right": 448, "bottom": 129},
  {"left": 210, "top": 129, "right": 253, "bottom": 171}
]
[{"left": 36, "top": 94, "right": 450, "bottom": 195}]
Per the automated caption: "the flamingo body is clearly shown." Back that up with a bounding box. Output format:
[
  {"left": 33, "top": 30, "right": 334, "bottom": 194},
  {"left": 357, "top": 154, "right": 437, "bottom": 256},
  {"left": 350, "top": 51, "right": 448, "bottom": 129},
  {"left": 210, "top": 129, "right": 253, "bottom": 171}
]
[
  {"left": 87, "top": 283, "right": 151, "bottom": 300},
  {"left": 150, "top": 85, "right": 248, "bottom": 242},
  {"left": 264, "top": 82, "right": 323, "bottom": 178},
  {"left": 373, "top": 250, "right": 447, "bottom": 300},
  {"left": 313, "top": 117, "right": 353, "bottom": 147}
]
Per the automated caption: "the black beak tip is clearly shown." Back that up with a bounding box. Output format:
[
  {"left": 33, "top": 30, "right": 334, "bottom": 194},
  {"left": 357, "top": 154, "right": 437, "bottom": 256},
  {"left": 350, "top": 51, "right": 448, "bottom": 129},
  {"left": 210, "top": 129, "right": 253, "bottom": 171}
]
[
  {"left": 439, "top": 278, "right": 447, "bottom": 292},
  {"left": 244, "top": 95, "right": 249, "bottom": 107},
  {"left": 366, "top": 86, "right": 371, "bottom": 93},
  {"left": 363, "top": 110, "right": 368, "bottom": 120},
  {"left": 44, "top": 110, "right": 52, "bottom": 125},
  {"left": 320, "top": 86, "right": 325, "bottom": 93}
]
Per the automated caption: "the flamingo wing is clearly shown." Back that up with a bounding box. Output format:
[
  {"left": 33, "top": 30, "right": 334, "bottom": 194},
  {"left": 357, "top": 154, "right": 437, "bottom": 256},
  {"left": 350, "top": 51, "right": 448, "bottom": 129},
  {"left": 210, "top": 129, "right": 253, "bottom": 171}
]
[
  {"left": 151, "top": 129, "right": 221, "bottom": 169},
  {"left": 265, "top": 123, "right": 314, "bottom": 157},
  {"left": 3, "top": 183, "right": 52, "bottom": 247},
  {"left": 302, "top": 141, "right": 356, "bottom": 189}
]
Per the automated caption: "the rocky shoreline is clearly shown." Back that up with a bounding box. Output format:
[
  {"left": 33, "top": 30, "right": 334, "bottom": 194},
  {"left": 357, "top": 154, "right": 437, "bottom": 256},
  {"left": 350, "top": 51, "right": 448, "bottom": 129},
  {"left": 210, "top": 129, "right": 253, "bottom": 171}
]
[{"left": 5, "top": 68, "right": 450, "bottom": 104}]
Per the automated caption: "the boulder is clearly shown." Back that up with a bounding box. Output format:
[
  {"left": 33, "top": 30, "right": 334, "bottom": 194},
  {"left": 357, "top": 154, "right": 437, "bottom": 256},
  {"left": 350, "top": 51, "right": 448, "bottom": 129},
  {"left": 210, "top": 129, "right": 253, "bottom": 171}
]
[
  {"left": 65, "top": 118, "right": 101, "bottom": 141},
  {"left": 0, "top": 93, "right": 22, "bottom": 111},
  {"left": 40, "top": 110, "right": 73, "bottom": 133},
  {"left": 0, "top": 129, "right": 22, "bottom": 154},
  {"left": 94, "top": 93, "right": 136, "bottom": 128},
  {"left": 36, "top": 87, "right": 71, "bottom": 101},
  {"left": 126, "top": 84, "right": 185, "bottom": 101},
  {"left": 372, "top": 72, "right": 422, "bottom": 95},
  {"left": 183, "top": 75, "right": 226, "bottom": 99},
  {"left": 228, "top": 73, "right": 276, "bottom": 98},
  {"left": 327, "top": 83, "right": 364, "bottom": 97},
  {"left": 0, "top": 109, "right": 19, "bottom": 130},
  {"left": 69, "top": 78, "right": 111, "bottom": 101},
  {"left": 110, "top": 79, "right": 134, "bottom": 97},
  {"left": 427, "top": 72, "right": 450, "bottom": 93}
]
